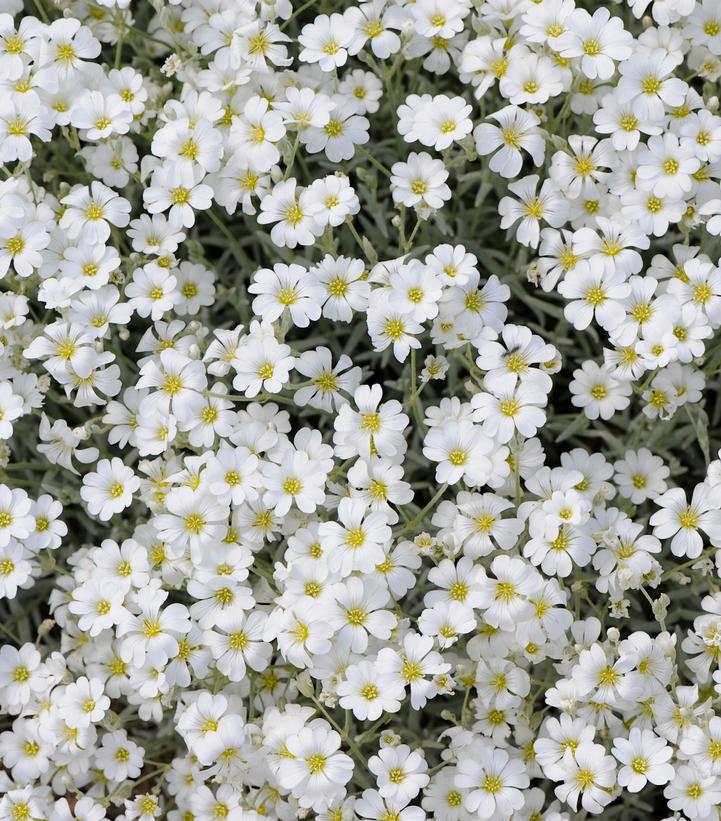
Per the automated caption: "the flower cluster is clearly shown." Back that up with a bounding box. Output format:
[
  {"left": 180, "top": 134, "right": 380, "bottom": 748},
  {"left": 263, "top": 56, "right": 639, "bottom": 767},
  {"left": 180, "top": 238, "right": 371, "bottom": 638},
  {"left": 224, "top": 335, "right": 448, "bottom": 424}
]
[{"left": 2, "top": 0, "right": 721, "bottom": 819}]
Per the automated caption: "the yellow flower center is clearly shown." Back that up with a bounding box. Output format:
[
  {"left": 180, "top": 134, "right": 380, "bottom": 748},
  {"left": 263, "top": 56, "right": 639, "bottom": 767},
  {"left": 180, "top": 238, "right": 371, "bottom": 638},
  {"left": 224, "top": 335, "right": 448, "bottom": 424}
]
[
  {"left": 361, "top": 683, "right": 379, "bottom": 700},
  {"left": 449, "top": 582, "right": 468, "bottom": 601},
  {"left": 483, "top": 775, "right": 502, "bottom": 794},
  {"left": 346, "top": 527, "right": 365, "bottom": 548},
  {"left": 5, "top": 235, "right": 24, "bottom": 255},
  {"left": 384, "top": 318, "right": 405, "bottom": 341},
  {"left": 184, "top": 513, "right": 205, "bottom": 535},
  {"left": 401, "top": 659, "right": 422, "bottom": 682},
  {"left": 229, "top": 630, "right": 249, "bottom": 651},
  {"left": 327, "top": 277, "right": 348, "bottom": 297},
  {"left": 56, "top": 43, "right": 76, "bottom": 63},
  {"left": 360, "top": 412, "right": 380, "bottom": 432},
  {"left": 283, "top": 477, "right": 302, "bottom": 495},
  {"left": 284, "top": 203, "right": 303, "bottom": 225},
  {"left": 631, "top": 756, "right": 648, "bottom": 774},
  {"left": 346, "top": 607, "right": 367, "bottom": 626},
  {"left": 641, "top": 76, "right": 661, "bottom": 94},
  {"left": 84, "top": 202, "right": 104, "bottom": 220},
  {"left": 576, "top": 769, "right": 595, "bottom": 790},
  {"left": 679, "top": 507, "right": 699, "bottom": 528},
  {"left": 495, "top": 581, "right": 517, "bottom": 602},
  {"left": 307, "top": 753, "right": 327, "bottom": 774},
  {"left": 575, "top": 155, "right": 595, "bottom": 176},
  {"left": 324, "top": 119, "right": 343, "bottom": 138},
  {"left": 632, "top": 303, "right": 652, "bottom": 323},
  {"left": 597, "top": 665, "right": 618, "bottom": 686},
  {"left": 171, "top": 187, "right": 190, "bottom": 205},
  {"left": 499, "top": 398, "right": 520, "bottom": 417}
]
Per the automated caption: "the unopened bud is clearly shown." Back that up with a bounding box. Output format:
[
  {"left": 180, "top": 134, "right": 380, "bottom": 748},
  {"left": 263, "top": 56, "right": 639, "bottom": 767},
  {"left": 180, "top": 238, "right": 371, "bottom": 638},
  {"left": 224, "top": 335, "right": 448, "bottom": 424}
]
[{"left": 295, "top": 671, "right": 315, "bottom": 698}]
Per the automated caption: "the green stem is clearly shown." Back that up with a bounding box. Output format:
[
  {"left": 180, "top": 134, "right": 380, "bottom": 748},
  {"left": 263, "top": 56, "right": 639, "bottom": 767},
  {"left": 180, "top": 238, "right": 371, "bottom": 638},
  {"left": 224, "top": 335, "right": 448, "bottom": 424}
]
[
  {"left": 206, "top": 209, "right": 251, "bottom": 269},
  {"left": 660, "top": 547, "right": 717, "bottom": 581},
  {"left": 283, "top": 134, "right": 301, "bottom": 181},
  {"left": 310, "top": 695, "right": 368, "bottom": 767},
  {"left": 0, "top": 621, "right": 21, "bottom": 644},
  {"left": 398, "top": 483, "right": 449, "bottom": 535},
  {"left": 280, "top": 0, "right": 317, "bottom": 30},
  {"left": 358, "top": 145, "right": 392, "bottom": 178},
  {"left": 31, "top": 0, "right": 50, "bottom": 23}
]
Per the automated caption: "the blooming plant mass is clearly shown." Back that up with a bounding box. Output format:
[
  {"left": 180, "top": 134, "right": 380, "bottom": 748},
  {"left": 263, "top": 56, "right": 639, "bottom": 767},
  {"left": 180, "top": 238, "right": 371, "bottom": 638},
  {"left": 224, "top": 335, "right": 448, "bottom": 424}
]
[{"left": 4, "top": 0, "right": 721, "bottom": 818}]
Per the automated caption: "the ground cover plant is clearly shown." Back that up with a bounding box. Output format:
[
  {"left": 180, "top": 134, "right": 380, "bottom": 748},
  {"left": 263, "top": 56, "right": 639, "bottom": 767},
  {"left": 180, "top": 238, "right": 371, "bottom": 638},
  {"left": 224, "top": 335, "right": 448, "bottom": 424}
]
[{"left": 2, "top": 0, "right": 721, "bottom": 818}]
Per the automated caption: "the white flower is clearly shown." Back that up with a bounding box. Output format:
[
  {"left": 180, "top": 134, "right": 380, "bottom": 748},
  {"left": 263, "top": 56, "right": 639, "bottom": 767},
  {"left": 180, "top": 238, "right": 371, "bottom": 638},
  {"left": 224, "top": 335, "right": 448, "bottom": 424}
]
[
  {"left": 229, "top": 95, "right": 286, "bottom": 172},
  {"left": 664, "top": 764, "right": 721, "bottom": 820},
  {"left": 613, "top": 448, "right": 670, "bottom": 503},
  {"left": 553, "top": 7, "right": 633, "bottom": 79},
  {"left": 294, "top": 347, "right": 361, "bottom": 412},
  {"left": 205, "top": 610, "right": 271, "bottom": 681},
  {"left": 569, "top": 360, "right": 632, "bottom": 420},
  {"left": 477, "top": 555, "right": 537, "bottom": 632},
  {"left": 413, "top": 94, "right": 473, "bottom": 151},
  {"left": 258, "top": 178, "right": 323, "bottom": 248},
  {"left": 327, "top": 576, "right": 397, "bottom": 653},
  {"left": 60, "top": 182, "right": 131, "bottom": 244},
  {"left": 334, "top": 383, "right": 408, "bottom": 460},
  {"left": 80, "top": 457, "right": 140, "bottom": 521},
  {"left": 376, "top": 632, "right": 450, "bottom": 709},
  {"left": 68, "top": 579, "right": 126, "bottom": 636},
  {"left": 390, "top": 152, "right": 451, "bottom": 210},
  {"left": 423, "top": 419, "right": 495, "bottom": 486},
  {"left": 338, "top": 660, "right": 404, "bottom": 720},
  {"left": 154, "top": 488, "right": 229, "bottom": 560},
  {"left": 679, "top": 717, "right": 721, "bottom": 776},
  {"left": 650, "top": 483, "right": 721, "bottom": 558},
  {"left": 499, "top": 175, "right": 567, "bottom": 249},
  {"left": 474, "top": 105, "right": 544, "bottom": 178},
  {"left": 95, "top": 730, "right": 144, "bottom": 781},
  {"left": 302, "top": 97, "right": 369, "bottom": 162},
  {"left": 143, "top": 163, "right": 213, "bottom": 228},
  {"left": 298, "top": 13, "right": 354, "bottom": 72},
  {"left": 249, "top": 263, "right": 323, "bottom": 328},
  {"left": 0, "top": 94, "right": 53, "bottom": 163},
  {"left": 116, "top": 582, "right": 191, "bottom": 667},
  {"left": 455, "top": 744, "right": 529, "bottom": 819},
  {"left": 276, "top": 721, "right": 354, "bottom": 810},
  {"left": 232, "top": 324, "right": 295, "bottom": 398},
  {"left": 57, "top": 676, "right": 110, "bottom": 728},
  {"left": 554, "top": 741, "right": 616, "bottom": 813},
  {"left": 369, "top": 744, "right": 429, "bottom": 806},
  {"left": 320, "top": 496, "right": 391, "bottom": 576},
  {"left": 612, "top": 728, "right": 674, "bottom": 792}
]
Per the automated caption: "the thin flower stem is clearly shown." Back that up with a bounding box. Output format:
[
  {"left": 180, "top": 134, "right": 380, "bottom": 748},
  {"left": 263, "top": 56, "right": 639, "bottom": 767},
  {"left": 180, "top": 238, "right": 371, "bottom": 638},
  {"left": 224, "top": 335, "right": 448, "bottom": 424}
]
[
  {"left": 0, "top": 621, "right": 21, "bottom": 644},
  {"left": 660, "top": 547, "right": 717, "bottom": 581},
  {"left": 310, "top": 695, "right": 369, "bottom": 767},
  {"left": 358, "top": 145, "right": 392, "bottom": 178},
  {"left": 345, "top": 218, "right": 371, "bottom": 259},
  {"left": 206, "top": 208, "right": 253, "bottom": 269},
  {"left": 280, "top": 0, "right": 317, "bottom": 30},
  {"left": 398, "top": 483, "right": 449, "bottom": 534}
]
